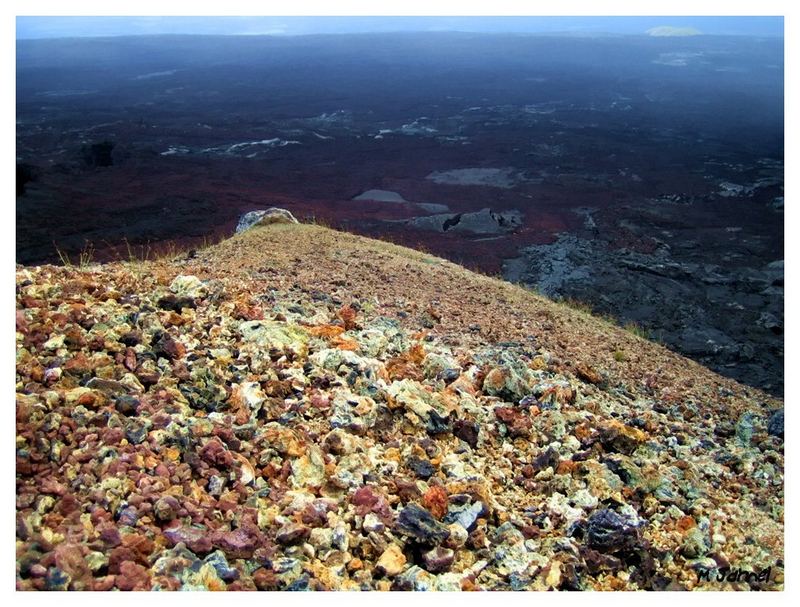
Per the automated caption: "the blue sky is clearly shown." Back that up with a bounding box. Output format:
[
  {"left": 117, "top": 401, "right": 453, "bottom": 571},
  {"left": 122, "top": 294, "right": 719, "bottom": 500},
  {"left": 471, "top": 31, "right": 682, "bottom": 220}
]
[{"left": 16, "top": 16, "right": 784, "bottom": 39}]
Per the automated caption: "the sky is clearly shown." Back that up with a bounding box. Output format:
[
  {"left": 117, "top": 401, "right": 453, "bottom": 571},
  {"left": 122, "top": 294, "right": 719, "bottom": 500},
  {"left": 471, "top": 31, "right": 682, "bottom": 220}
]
[{"left": 15, "top": 16, "right": 784, "bottom": 39}]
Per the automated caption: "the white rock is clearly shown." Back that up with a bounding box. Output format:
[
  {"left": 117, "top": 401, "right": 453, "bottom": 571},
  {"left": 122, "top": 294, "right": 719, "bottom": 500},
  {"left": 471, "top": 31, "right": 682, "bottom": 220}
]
[
  {"left": 43, "top": 334, "right": 65, "bottom": 351},
  {"left": 169, "top": 275, "right": 207, "bottom": 299},
  {"left": 235, "top": 208, "right": 299, "bottom": 234},
  {"left": 363, "top": 512, "right": 385, "bottom": 533},
  {"left": 240, "top": 381, "right": 265, "bottom": 416}
]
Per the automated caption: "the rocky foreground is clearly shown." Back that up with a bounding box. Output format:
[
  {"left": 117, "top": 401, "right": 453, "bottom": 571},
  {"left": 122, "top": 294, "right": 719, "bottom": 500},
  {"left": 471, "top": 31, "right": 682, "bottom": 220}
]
[{"left": 16, "top": 219, "right": 784, "bottom": 590}]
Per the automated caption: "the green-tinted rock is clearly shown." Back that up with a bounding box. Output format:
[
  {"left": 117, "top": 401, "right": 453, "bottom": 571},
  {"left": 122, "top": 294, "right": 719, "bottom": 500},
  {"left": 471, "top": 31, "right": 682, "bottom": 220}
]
[
  {"left": 169, "top": 275, "right": 208, "bottom": 300},
  {"left": 240, "top": 320, "right": 308, "bottom": 358}
]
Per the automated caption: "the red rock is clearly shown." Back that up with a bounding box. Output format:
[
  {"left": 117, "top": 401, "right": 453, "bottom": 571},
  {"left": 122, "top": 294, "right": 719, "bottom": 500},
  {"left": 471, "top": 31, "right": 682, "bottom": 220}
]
[
  {"left": 212, "top": 526, "right": 262, "bottom": 559},
  {"left": 310, "top": 393, "right": 330, "bottom": 409},
  {"left": 199, "top": 437, "right": 234, "bottom": 468},
  {"left": 394, "top": 478, "right": 422, "bottom": 503},
  {"left": 20, "top": 295, "right": 44, "bottom": 308},
  {"left": 57, "top": 493, "right": 80, "bottom": 516},
  {"left": 351, "top": 486, "right": 394, "bottom": 522},
  {"left": 172, "top": 361, "right": 190, "bottom": 380},
  {"left": 494, "top": 406, "right": 532, "bottom": 438},
  {"left": 108, "top": 546, "right": 138, "bottom": 574},
  {"left": 252, "top": 568, "right": 278, "bottom": 590},
  {"left": 163, "top": 525, "right": 214, "bottom": 554},
  {"left": 123, "top": 347, "right": 138, "bottom": 372},
  {"left": 300, "top": 500, "right": 334, "bottom": 527},
  {"left": 16, "top": 309, "right": 28, "bottom": 333},
  {"left": 121, "top": 532, "right": 155, "bottom": 563},
  {"left": 101, "top": 427, "right": 125, "bottom": 446},
  {"left": 40, "top": 478, "right": 67, "bottom": 496},
  {"left": 75, "top": 391, "right": 97, "bottom": 407},
  {"left": 63, "top": 352, "right": 93, "bottom": 375},
  {"left": 453, "top": 419, "right": 480, "bottom": 449},
  {"left": 421, "top": 546, "right": 455, "bottom": 573},
  {"left": 115, "top": 561, "right": 151, "bottom": 591},
  {"left": 99, "top": 525, "right": 122, "bottom": 547},
  {"left": 92, "top": 575, "right": 117, "bottom": 591},
  {"left": 157, "top": 335, "right": 186, "bottom": 360},
  {"left": 352, "top": 485, "right": 380, "bottom": 510},
  {"left": 53, "top": 543, "right": 91, "bottom": 588},
  {"left": 63, "top": 327, "right": 86, "bottom": 347},
  {"left": 233, "top": 300, "right": 264, "bottom": 321}
]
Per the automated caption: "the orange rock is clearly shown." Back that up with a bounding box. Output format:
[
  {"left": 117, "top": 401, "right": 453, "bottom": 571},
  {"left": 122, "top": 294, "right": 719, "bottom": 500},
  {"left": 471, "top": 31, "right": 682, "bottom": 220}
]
[
  {"left": 337, "top": 305, "right": 357, "bottom": 330},
  {"left": 407, "top": 343, "right": 426, "bottom": 365},
  {"left": 529, "top": 356, "right": 548, "bottom": 370},
  {"left": 252, "top": 568, "right": 278, "bottom": 590},
  {"left": 64, "top": 352, "right": 93, "bottom": 375},
  {"left": 599, "top": 419, "right": 648, "bottom": 453},
  {"left": 232, "top": 299, "right": 264, "bottom": 321},
  {"left": 573, "top": 424, "right": 591, "bottom": 444},
  {"left": 75, "top": 391, "right": 97, "bottom": 408},
  {"left": 332, "top": 336, "right": 360, "bottom": 351},
  {"left": 676, "top": 515, "right": 696, "bottom": 532},
  {"left": 555, "top": 460, "right": 576, "bottom": 475},
  {"left": 386, "top": 357, "right": 422, "bottom": 381},
  {"left": 161, "top": 310, "right": 186, "bottom": 326},
  {"left": 461, "top": 578, "right": 480, "bottom": 591},
  {"left": 376, "top": 544, "right": 407, "bottom": 577},
  {"left": 423, "top": 485, "right": 449, "bottom": 520},
  {"left": 29, "top": 363, "right": 44, "bottom": 383},
  {"left": 482, "top": 368, "right": 508, "bottom": 395},
  {"left": 308, "top": 324, "right": 345, "bottom": 338},
  {"left": 575, "top": 362, "right": 603, "bottom": 385}
]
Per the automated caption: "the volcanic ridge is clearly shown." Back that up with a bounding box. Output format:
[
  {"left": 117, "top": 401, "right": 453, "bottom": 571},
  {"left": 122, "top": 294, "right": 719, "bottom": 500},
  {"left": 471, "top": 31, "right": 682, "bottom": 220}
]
[{"left": 15, "top": 214, "right": 784, "bottom": 591}]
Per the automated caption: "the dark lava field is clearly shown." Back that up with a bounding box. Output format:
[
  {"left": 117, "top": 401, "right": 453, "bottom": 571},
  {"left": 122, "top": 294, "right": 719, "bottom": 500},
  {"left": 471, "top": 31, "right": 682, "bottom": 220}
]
[{"left": 16, "top": 33, "right": 784, "bottom": 394}]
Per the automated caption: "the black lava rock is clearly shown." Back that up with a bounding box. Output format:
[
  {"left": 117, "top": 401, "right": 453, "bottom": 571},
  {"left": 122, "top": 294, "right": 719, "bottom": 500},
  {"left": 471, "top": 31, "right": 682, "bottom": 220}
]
[
  {"left": 767, "top": 409, "right": 784, "bottom": 439},
  {"left": 440, "top": 368, "right": 461, "bottom": 384},
  {"left": 407, "top": 456, "right": 436, "bottom": 479},
  {"left": 453, "top": 419, "right": 479, "bottom": 449},
  {"left": 396, "top": 504, "right": 450, "bottom": 544},
  {"left": 157, "top": 294, "right": 196, "bottom": 312},
  {"left": 119, "top": 331, "right": 142, "bottom": 347},
  {"left": 586, "top": 509, "right": 640, "bottom": 553},
  {"left": 125, "top": 420, "right": 149, "bottom": 445},
  {"left": 286, "top": 574, "right": 310, "bottom": 591},
  {"left": 44, "top": 567, "right": 70, "bottom": 591},
  {"left": 532, "top": 446, "right": 560, "bottom": 472},
  {"left": 425, "top": 410, "right": 452, "bottom": 435},
  {"left": 114, "top": 394, "right": 140, "bottom": 416}
]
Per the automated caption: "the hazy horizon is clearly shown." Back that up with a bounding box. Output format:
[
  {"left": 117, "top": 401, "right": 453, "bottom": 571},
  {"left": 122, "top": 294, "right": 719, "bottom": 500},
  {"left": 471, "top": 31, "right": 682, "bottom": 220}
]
[{"left": 16, "top": 16, "right": 784, "bottom": 40}]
